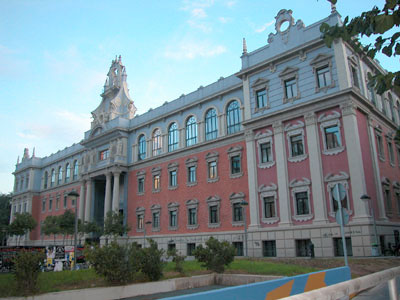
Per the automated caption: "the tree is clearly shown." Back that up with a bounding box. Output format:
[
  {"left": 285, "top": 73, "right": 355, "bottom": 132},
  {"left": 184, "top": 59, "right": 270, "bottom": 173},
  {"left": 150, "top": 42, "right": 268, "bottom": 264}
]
[
  {"left": 320, "top": 0, "right": 400, "bottom": 94},
  {"left": 58, "top": 210, "right": 75, "bottom": 245},
  {"left": 0, "top": 193, "right": 11, "bottom": 245},
  {"left": 193, "top": 237, "right": 236, "bottom": 273},
  {"left": 103, "top": 211, "right": 130, "bottom": 241},
  {"left": 42, "top": 215, "right": 60, "bottom": 244},
  {"left": 13, "top": 250, "right": 45, "bottom": 295},
  {"left": 9, "top": 213, "right": 37, "bottom": 246}
]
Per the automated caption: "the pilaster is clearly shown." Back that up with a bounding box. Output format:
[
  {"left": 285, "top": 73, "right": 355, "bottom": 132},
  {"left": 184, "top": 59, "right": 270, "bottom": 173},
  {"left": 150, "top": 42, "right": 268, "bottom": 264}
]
[
  {"left": 112, "top": 171, "right": 121, "bottom": 212},
  {"left": 104, "top": 172, "right": 112, "bottom": 218},
  {"left": 79, "top": 180, "right": 86, "bottom": 220},
  {"left": 84, "top": 179, "right": 92, "bottom": 222},
  {"left": 242, "top": 75, "right": 251, "bottom": 121}
]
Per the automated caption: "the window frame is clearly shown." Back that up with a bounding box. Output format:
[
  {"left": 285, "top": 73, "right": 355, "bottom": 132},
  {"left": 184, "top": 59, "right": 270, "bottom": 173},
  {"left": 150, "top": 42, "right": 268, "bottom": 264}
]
[
  {"left": 387, "top": 136, "right": 395, "bottom": 166},
  {"left": 230, "top": 192, "right": 246, "bottom": 226},
  {"left": 168, "top": 202, "right": 179, "bottom": 231},
  {"left": 186, "top": 199, "right": 199, "bottom": 230},
  {"left": 168, "top": 122, "right": 179, "bottom": 152},
  {"left": 151, "top": 167, "right": 161, "bottom": 193},
  {"left": 255, "top": 130, "right": 275, "bottom": 169},
  {"left": 65, "top": 163, "right": 71, "bottom": 183},
  {"left": 318, "top": 111, "right": 345, "bottom": 155},
  {"left": 310, "top": 54, "right": 335, "bottom": 93},
  {"left": 348, "top": 56, "right": 360, "bottom": 90},
  {"left": 279, "top": 67, "right": 300, "bottom": 103},
  {"left": 285, "top": 121, "right": 307, "bottom": 163},
  {"left": 205, "top": 108, "right": 218, "bottom": 141},
  {"left": 99, "top": 149, "right": 109, "bottom": 161},
  {"left": 259, "top": 183, "right": 279, "bottom": 224},
  {"left": 138, "top": 134, "right": 147, "bottom": 160},
  {"left": 152, "top": 128, "right": 162, "bottom": 157},
  {"left": 136, "top": 207, "right": 145, "bottom": 232},
  {"left": 251, "top": 78, "right": 270, "bottom": 112},
  {"left": 290, "top": 178, "right": 313, "bottom": 222},
  {"left": 325, "top": 172, "right": 352, "bottom": 217},
  {"left": 226, "top": 100, "right": 242, "bottom": 134},
  {"left": 73, "top": 160, "right": 79, "bottom": 180},
  {"left": 185, "top": 157, "right": 198, "bottom": 187},
  {"left": 206, "top": 195, "right": 221, "bottom": 228},
  {"left": 57, "top": 166, "right": 63, "bottom": 185},
  {"left": 168, "top": 162, "right": 179, "bottom": 190},
  {"left": 186, "top": 116, "right": 198, "bottom": 147},
  {"left": 382, "top": 178, "right": 392, "bottom": 215},
  {"left": 375, "top": 129, "right": 385, "bottom": 161},
  {"left": 41, "top": 198, "right": 46, "bottom": 213},
  {"left": 227, "top": 146, "right": 243, "bottom": 178},
  {"left": 136, "top": 170, "right": 145, "bottom": 195},
  {"left": 151, "top": 204, "right": 161, "bottom": 231},
  {"left": 205, "top": 152, "right": 219, "bottom": 183}
]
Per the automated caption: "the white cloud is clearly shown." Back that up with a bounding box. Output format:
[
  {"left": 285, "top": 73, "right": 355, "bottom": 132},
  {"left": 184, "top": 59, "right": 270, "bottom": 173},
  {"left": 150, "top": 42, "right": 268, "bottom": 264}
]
[
  {"left": 218, "top": 17, "right": 231, "bottom": 24},
  {"left": 164, "top": 40, "right": 226, "bottom": 60},
  {"left": 191, "top": 8, "right": 207, "bottom": 18},
  {"left": 255, "top": 20, "right": 275, "bottom": 33},
  {"left": 187, "top": 20, "right": 213, "bottom": 32},
  {"left": 0, "top": 44, "right": 29, "bottom": 78},
  {"left": 225, "top": 0, "right": 236, "bottom": 8},
  {"left": 181, "top": 0, "right": 215, "bottom": 32}
]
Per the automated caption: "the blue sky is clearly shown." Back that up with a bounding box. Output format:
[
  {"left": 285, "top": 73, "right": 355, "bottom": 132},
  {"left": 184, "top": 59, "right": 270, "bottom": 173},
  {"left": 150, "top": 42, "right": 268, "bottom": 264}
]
[{"left": 0, "top": 0, "right": 394, "bottom": 194}]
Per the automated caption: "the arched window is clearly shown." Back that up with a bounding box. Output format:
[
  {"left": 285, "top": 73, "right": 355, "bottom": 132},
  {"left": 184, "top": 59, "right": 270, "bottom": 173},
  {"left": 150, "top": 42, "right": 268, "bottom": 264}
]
[
  {"left": 186, "top": 116, "right": 198, "bottom": 146},
  {"left": 205, "top": 108, "right": 218, "bottom": 141},
  {"left": 65, "top": 163, "right": 71, "bottom": 182},
  {"left": 226, "top": 100, "right": 241, "bottom": 134},
  {"left": 58, "top": 166, "right": 63, "bottom": 185},
  {"left": 44, "top": 171, "right": 48, "bottom": 189},
  {"left": 138, "top": 135, "right": 146, "bottom": 160},
  {"left": 51, "top": 169, "right": 55, "bottom": 187},
  {"left": 168, "top": 123, "right": 179, "bottom": 152},
  {"left": 73, "top": 160, "right": 79, "bottom": 180},
  {"left": 152, "top": 129, "right": 162, "bottom": 156}
]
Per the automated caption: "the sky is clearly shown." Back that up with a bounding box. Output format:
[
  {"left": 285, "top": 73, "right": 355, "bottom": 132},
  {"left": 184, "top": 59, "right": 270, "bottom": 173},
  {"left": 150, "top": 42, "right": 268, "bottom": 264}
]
[{"left": 0, "top": 0, "right": 395, "bottom": 194}]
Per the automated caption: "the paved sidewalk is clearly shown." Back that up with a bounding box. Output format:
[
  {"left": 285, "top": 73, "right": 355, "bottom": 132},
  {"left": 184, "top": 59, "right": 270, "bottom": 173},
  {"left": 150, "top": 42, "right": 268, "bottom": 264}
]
[{"left": 353, "top": 276, "right": 399, "bottom": 300}]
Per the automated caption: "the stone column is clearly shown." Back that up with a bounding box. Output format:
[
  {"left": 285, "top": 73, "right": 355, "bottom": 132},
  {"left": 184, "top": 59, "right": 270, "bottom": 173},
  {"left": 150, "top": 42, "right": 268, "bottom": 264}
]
[
  {"left": 104, "top": 173, "right": 112, "bottom": 218},
  {"left": 162, "top": 133, "right": 168, "bottom": 153},
  {"left": 79, "top": 180, "right": 86, "bottom": 220},
  {"left": 84, "top": 179, "right": 92, "bottom": 222},
  {"left": 179, "top": 128, "right": 185, "bottom": 148},
  {"left": 198, "top": 121, "right": 204, "bottom": 143},
  {"left": 273, "top": 121, "right": 291, "bottom": 226},
  {"left": 112, "top": 172, "right": 121, "bottom": 212},
  {"left": 341, "top": 101, "right": 369, "bottom": 219},
  {"left": 220, "top": 113, "right": 227, "bottom": 136},
  {"left": 305, "top": 112, "right": 328, "bottom": 224},
  {"left": 242, "top": 75, "right": 251, "bottom": 121},
  {"left": 245, "top": 130, "right": 260, "bottom": 229}
]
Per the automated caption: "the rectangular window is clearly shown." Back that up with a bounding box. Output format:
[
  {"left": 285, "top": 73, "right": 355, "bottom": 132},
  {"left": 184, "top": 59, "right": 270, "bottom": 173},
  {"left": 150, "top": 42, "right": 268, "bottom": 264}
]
[
  {"left": 71, "top": 197, "right": 76, "bottom": 207},
  {"left": 284, "top": 78, "right": 297, "bottom": 99},
  {"left": 187, "top": 243, "right": 196, "bottom": 256},
  {"left": 153, "top": 175, "right": 160, "bottom": 191},
  {"left": 168, "top": 243, "right": 176, "bottom": 252},
  {"left": 333, "top": 237, "right": 353, "bottom": 256},
  {"left": 49, "top": 199, "right": 53, "bottom": 211},
  {"left": 263, "top": 196, "right": 276, "bottom": 218},
  {"left": 233, "top": 203, "right": 243, "bottom": 222},
  {"left": 63, "top": 196, "right": 67, "bottom": 208},
  {"left": 99, "top": 149, "right": 109, "bottom": 161},
  {"left": 138, "top": 178, "right": 144, "bottom": 193},
  {"left": 296, "top": 239, "right": 311, "bottom": 257},
  {"left": 388, "top": 141, "right": 395, "bottom": 164},
  {"left": 351, "top": 66, "right": 360, "bottom": 89},
  {"left": 169, "top": 170, "right": 177, "bottom": 187},
  {"left": 256, "top": 89, "right": 267, "bottom": 108},
  {"left": 42, "top": 199, "right": 46, "bottom": 212},
  {"left": 152, "top": 212, "right": 160, "bottom": 229},
  {"left": 377, "top": 134, "right": 384, "bottom": 158},
  {"left": 290, "top": 134, "right": 304, "bottom": 157},
  {"left": 260, "top": 142, "right": 272, "bottom": 163},
  {"left": 316, "top": 65, "right": 331, "bottom": 88},
  {"left": 188, "top": 208, "right": 197, "bottom": 225},
  {"left": 188, "top": 166, "right": 196, "bottom": 183},
  {"left": 56, "top": 197, "right": 60, "bottom": 210},
  {"left": 169, "top": 210, "right": 177, "bottom": 227},
  {"left": 231, "top": 155, "right": 241, "bottom": 174},
  {"left": 384, "top": 189, "right": 392, "bottom": 212},
  {"left": 208, "top": 161, "right": 217, "bottom": 180},
  {"left": 209, "top": 205, "right": 218, "bottom": 224},
  {"left": 23, "top": 202, "right": 27, "bottom": 213},
  {"left": 325, "top": 126, "right": 341, "bottom": 149},
  {"left": 137, "top": 214, "right": 144, "bottom": 230},
  {"left": 263, "top": 240, "right": 276, "bottom": 257},
  {"left": 233, "top": 242, "right": 244, "bottom": 256},
  {"left": 295, "top": 191, "right": 309, "bottom": 215}
]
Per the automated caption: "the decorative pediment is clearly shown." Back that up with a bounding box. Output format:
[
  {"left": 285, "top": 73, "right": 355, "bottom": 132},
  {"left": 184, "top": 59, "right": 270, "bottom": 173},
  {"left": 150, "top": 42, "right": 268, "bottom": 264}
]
[
  {"left": 205, "top": 152, "right": 219, "bottom": 160},
  {"left": 206, "top": 195, "right": 221, "bottom": 203},
  {"left": 279, "top": 66, "right": 299, "bottom": 78},
  {"left": 385, "top": 131, "right": 394, "bottom": 139},
  {"left": 229, "top": 192, "right": 245, "bottom": 200},
  {"left": 251, "top": 77, "right": 269, "bottom": 88},
  {"left": 167, "top": 202, "right": 180, "bottom": 209},
  {"left": 393, "top": 181, "right": 400, "bottom": 189},
  {"left": 289, "top": 177, "right": 310, "bottom": 187},
  {"left": 227, "top": 145, "right": 243, "bottom": 154},
  {"left": 255, "top": 129, "right": 273, "bottom": 140},
  {"left": 374, "top": 124, "right": 383, "bottom": 133},
  {"left": 150, "top": 204, "right": 161, "bottom": 210},
  {"left": 151, "top": 166, "right": 161, "bottom": 174},
  {"left": 185, "top": 157, "right": 198, "bottom": 165},
  {"left": 324, "top": 172, "right": 349, "bottom": 182},
  {"left": 136, "top": 170, "right": 146, "bottom": 177},
  {"left": 318, "top": 111, "right": 341, "bottom": 123},
  {"left": 168, "top": 162, "right": 179, "bottom": 169},
  {"left": 136, "top": 206, "right": 145, "bottom": 213},
  {"left": 186, "top": 198, "right": 199, "bottom": 206},
  {"left": 284, "top": 121, "right": 304, "bottom": 132},
  {"left": 89, "top": 124, "right": 104, "bottom": 138},
  {"left": 310, "top": 53, "right": 332, "bottom": 66},
  {"left": 258, "top": 183, "right": 278, "bottom": 193},
  {"left": 382, "top": 177, "right": 391, "bottom": 185}
]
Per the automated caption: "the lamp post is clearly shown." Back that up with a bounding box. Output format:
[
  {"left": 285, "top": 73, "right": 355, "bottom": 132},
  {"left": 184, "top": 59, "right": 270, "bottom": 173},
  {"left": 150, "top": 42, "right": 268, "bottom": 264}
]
[
  {"left": 143, "top": 220, "right": 152, "bottom": 248},
  {"left": 67, "top": 190, "right": 79, "bottom": 270},
  {"left": 240, "top": 200, "right": 249, "bottom": 257},
  {"left": 361, "top": 194, "right": 380, "bottom": 256}
]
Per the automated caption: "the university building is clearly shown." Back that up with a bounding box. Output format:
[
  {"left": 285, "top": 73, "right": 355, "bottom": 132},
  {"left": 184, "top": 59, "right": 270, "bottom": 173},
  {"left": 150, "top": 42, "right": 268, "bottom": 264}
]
[{"left": 10, "top": 8, "right": 400, "bottom": 258}]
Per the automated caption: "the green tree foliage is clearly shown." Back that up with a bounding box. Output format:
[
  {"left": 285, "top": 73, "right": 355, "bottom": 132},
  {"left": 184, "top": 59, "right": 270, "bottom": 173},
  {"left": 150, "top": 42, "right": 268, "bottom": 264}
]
[
  {"left": 167, "top": 248, "right": 186, "bottom": 274},
  {"left": 0, "top": 193, "right": 11, "bottom": 245},
  {"left": 9, "top": 213, "right": 37, "bottom": 246},
  {"left": 135, "top": 239, "right": 165, "bottom": 281},
  {"left": 103, "top": 211, "right": 130, "bottom": 241},
  {"left": 58, "top": 210, "right": 75, "bottom": 245},
  {"left": 42, "top": 215, "right": 60, "bottom": 244},
  {"left": 193, "top": 237, "right": 235, "bottom": 273},
  {"left": 320, "top": 0, "right": 400, "bottom": 94},
  {"left": 13, "top": 250, "right": 45, "bottom": 295}
]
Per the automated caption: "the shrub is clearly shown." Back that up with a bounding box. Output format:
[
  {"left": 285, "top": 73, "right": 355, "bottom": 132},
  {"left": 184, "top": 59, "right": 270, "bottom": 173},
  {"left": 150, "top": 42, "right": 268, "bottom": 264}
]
[
  {"left": 135, "top": 239, "right": 165, "bottom": 281},
  {"left": 167, "top": 248, "right": 186, "bottom": 274},
  {"left": 85, "top": 242, "right": 139, "bottom": 284},
  {"left": 193, "top": 237, "right": 235, "bottom": 273},
  {"left": 13, "top": 250, "right": 45, "bottom": 294}
]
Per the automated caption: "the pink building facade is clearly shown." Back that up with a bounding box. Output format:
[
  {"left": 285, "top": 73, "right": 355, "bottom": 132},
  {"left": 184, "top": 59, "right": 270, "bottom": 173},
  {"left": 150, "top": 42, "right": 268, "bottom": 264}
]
[{"left": 11, "top": 9, "right": 400, "bottom": 257}]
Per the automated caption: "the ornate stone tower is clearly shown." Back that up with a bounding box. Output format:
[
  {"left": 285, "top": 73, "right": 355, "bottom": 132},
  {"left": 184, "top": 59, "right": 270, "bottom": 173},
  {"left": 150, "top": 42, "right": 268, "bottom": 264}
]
[{"left": 91, "top": 56, "right": 136, "bottom": 130}]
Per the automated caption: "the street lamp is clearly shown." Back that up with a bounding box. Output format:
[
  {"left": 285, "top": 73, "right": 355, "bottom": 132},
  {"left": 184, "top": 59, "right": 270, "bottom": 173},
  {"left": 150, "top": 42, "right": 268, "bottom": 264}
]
[
  {"left": 240, "top": 200, "right": 249, "bottom": 257},
  {"left": 361, "top": 194, "right": 380, "bottom": 256},
  {"left": 143, "top": 220, "right": 152, "bottom": 248},
  {"left": 67, "top": 190, "right": 79, "bottom": 270}
]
